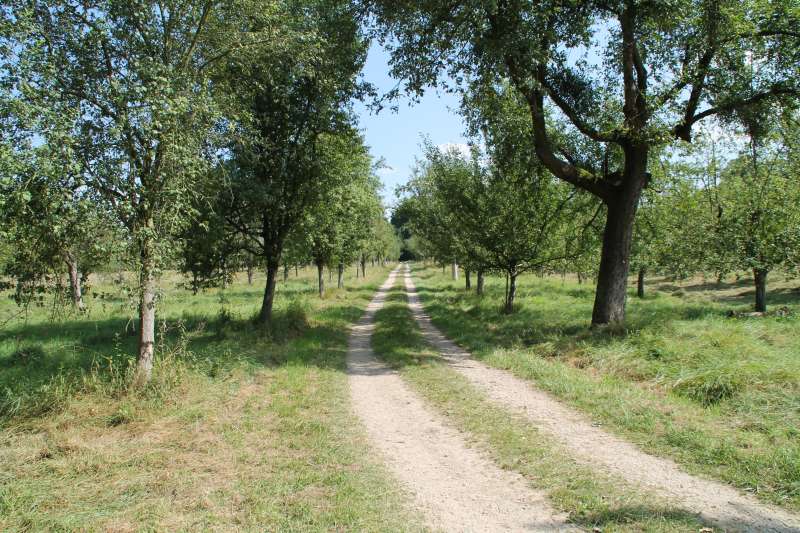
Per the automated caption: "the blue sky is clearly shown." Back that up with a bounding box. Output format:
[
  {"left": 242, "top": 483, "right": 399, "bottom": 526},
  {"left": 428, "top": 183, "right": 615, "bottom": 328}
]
[{"left": 354, "top": 42, "right": 469, "bottom": 207}]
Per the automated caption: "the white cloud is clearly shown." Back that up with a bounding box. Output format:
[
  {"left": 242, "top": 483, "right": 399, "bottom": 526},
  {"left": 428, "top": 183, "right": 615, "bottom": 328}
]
[{"left": 436, "top": 142, "right": 472, "bottom": 158}]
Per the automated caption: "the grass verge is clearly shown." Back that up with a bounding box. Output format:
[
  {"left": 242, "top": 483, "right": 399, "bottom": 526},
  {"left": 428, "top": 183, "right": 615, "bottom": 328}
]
[{"left": 411, "top": 264, "right": 800, "bottom": 511}]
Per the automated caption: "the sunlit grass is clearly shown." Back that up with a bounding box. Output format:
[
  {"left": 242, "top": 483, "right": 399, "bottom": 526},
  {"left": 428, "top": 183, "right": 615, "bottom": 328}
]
[
  {"left": 0, "top": 265, "right": 420, "bottom": 531},
  {"left": 411, "top": 263, "right": 800, "bottom": 511},
  {"left": 371, "top": 284, "right": 708, "bottom": 532}
]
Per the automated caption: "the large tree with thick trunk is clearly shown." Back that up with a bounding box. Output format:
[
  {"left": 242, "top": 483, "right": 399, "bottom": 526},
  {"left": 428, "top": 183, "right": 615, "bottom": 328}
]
[{"left": 369, "top": 0, "right": 800, "bottom": 325}]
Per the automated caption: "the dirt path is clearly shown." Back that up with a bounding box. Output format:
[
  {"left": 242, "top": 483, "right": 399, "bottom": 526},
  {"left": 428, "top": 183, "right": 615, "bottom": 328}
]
[
  {"left": 347, "top": 268, "right": 573, "bottom": 532},
  {"left": 402, "top": 265, "right": 800, "bottom": 533}
]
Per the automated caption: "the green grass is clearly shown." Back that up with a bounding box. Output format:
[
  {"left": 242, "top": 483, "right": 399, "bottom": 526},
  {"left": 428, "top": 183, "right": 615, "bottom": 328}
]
[
  {"left": 0, "top": 266, "right": 421, "bottom": 531},
  {"left": 370, "top": 282, "right": 709, "bottom": 532},
  {"left": 411, "top": 264, "right": 800, "bottom": 511}
]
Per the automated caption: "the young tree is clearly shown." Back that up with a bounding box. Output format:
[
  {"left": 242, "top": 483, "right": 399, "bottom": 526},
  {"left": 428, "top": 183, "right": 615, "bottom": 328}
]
[
  {"left": 1, "top": 140, "right": 115, "bottom": 310},
  {"left": 208, "top": 0, "right": 368, "bottom": 321},
  {"left": 4, "top": 0, "right": 224, "bottom": 384},
  {"left": 715, "top": 122, "right": 800, "bottom": 312},
  {"left": 300, "top": 133, "right": 380, "bottom": 295},
  {"left": 369, "top": 0, "right": 800, "bottom": 325}
]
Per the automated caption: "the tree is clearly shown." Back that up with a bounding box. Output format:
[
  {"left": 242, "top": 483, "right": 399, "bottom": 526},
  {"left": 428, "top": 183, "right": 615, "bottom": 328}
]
[
  {"left": 715, "top": 119, "right": 800, "bottom": 312},
  {"left": 0, "top": 140, "right": 115, "bottom": 311},
  {"left": 3, "top": 0, "right": 223, "bottom": 384},
  {"left": 300, "top": 132, "right": 381, "bottom": 295},
  {"left": 407, "top": 135, "right": 597, "bottom": 313},
  {"left": 369, "top": 0, "right": 800, "bottom": 325},
  {"left": 207, "top": 0, "right": 368, "bottom": 322}
]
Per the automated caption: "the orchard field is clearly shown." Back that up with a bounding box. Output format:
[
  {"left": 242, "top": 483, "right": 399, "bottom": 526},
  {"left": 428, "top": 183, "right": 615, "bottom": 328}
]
[
  {"left": 2, "top": 0, "right": 800, "bottom": 531},
  {"left": 0, "top": 265, "right": 420, "bottom": 531},
  {"left": 410, "top": 264, "right": 800, "bottom": 511}
]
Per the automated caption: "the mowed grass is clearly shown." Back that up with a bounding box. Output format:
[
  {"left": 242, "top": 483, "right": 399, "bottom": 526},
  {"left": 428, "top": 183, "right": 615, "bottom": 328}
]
[
  {"left": 411, "top": 264, "right": 800, "bottom": 511},
  {"left": 370, "top": 283, "right": 709, "bottom": 532},
  {"left": 0, "top": 265, "right": 420, "bottom": 531}
]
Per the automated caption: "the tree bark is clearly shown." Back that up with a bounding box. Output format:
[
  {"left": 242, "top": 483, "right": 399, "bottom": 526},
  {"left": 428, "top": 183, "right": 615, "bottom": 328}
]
[
  {"left": 247, "top": 264, "right": 254, "bottom": 285},
  {"left": 134, "top": 237, "right": 156, "bottom": 386},
  {"left": 283, "top": 264, "right": 289, "bottom": 282},
  {"left": 577, "top": 272, "right": 583, "bottom": 285},
  {"left": 476, "top": 270, "right": 485, "bottom": 296},
  {"left": 504, "top": 273, "right": 517, "bottom": 314},
  {"left": 451, "top": 261, "right": 459, "bottom": 280},
  {"left": 337, "top": 263, "right": 344, "bottom": 289},
  {"left": 295, "top": 264, "right": 299, "bottom": 277},
  {"left": 64, "top": 253, "right": 85, "bottom": 311},
  {"left": 258, "top": 260, "right": 280, "bottom": 324},
  {"left": 754, "top": 268, "right": 767, "bottom": 312},
  {"left": 360, "top": 257, "right": 366, "bottom": 278},
  {"left": 591, "top": 153, "right": 647, "bottom": 326},
  {"left": 637, "top": 268, "right": 645, "bottom": 298},
  {"left": 465, "top": 269, "right": 471, "bottom": 290},
  {"left": 317, "top": 261, "right": 325, "bottom": 297}
]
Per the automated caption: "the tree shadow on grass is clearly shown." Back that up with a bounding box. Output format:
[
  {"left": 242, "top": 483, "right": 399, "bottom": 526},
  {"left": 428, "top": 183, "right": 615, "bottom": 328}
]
[
  {"left": 0, "top": 291, "right": 372, "bottom": 423},
  {"left": 412, "top": 281, "right": 736, "bottom": 357},
  {"left": 574, "top": 505, "right": 708, "bottom": 531}
]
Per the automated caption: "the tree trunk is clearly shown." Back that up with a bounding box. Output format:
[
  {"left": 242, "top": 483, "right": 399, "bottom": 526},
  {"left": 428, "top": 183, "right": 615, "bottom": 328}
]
[
  {"left": 247, "top": 264, "right": 254, "bottom": 285},
  {"left": 328, "top": 267, "right": 332, "bottom": 283},
  {"left": 317, "top": 261, "right": 325, "bottom": 297},
  {"left": 295, "top": 264, "right": 299, "bottom": 277},
  {"left": 258, "top": 260, "right": 280, "bottom": 324},
  {"left": 371, "top": 258, "right": 375, "bottom": 267},
  {"left": 754, "top": 268, "right": 767, "bottom": 312},
  {"left": 451, "top": 261, "right": 459, "bottom": 280},
  {"left": 465, "top": 269, "right": 471, "bottom": 290},
  {"left": 337, "top": 263, "right": 344, "bottom": 289},
  {"left": 591, "top": 156, "right": 646, "bottom": 326},
  {"left": 355, "top": 263, "right": 359, "bottom": 278},
  {"left": 477, "top": 270, "right": 485, "bottom": 296},
  {"left": 577, "top": 272, "right": 583, "bottom": 285},
  {"left": 134, "top": 238, "right": 157, "bottom": 386},
  {"left": 442, "top": 264, "right": 445, "bottom": 274},
  {"left": 361, "top": 257, "right": 366, "bottom": 278},
  {"left": 64, "top": 253, "right": 85, "bottom": 311},
  {"left": 637, "top": 268, "right": 645, "bottom": 298},
  {"left": 504, "top": 273, "right": 517, "bottom": 314},
  {"left": 283, "top": 264, "right": 289, "bottom": 282}
]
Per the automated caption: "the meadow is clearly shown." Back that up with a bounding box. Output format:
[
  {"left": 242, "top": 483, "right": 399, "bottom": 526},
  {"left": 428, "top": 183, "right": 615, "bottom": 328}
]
[
  {"left": 411, "top": 264, "right": 800, "bottom": 512},
  {"left": 0, "top": 265, "right": 419, "bottom": 532}
]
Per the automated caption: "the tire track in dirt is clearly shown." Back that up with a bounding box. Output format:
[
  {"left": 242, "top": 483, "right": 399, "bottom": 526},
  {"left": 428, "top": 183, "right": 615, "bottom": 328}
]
[
  {"left": 347, "top": 267, "right": 573, "bottom": 532},
  {"left": 402, "top": 265, "right": 800, "bottom": 533}
]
